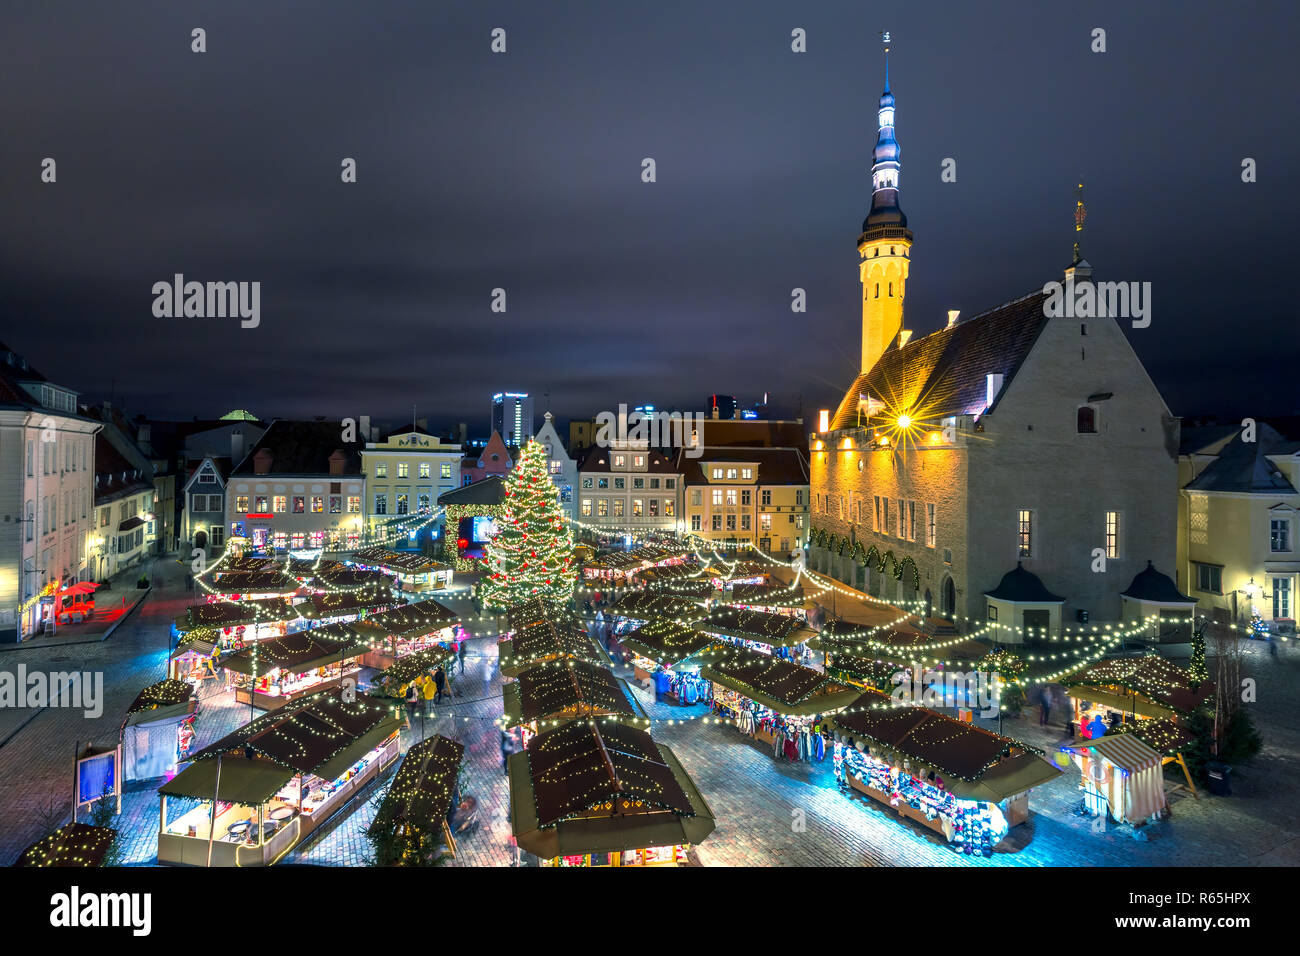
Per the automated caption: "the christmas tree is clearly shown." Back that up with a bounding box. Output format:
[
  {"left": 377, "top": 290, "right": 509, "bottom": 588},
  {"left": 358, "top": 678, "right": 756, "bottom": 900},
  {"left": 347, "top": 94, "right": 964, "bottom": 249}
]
[
  {"left": 1188, "top": 619, "right": 1209, "bottom": 684},
  {"left": 1248, "top": 607, "right": 1269, "bottom": 640},
  {"left": 478, "top": 439, "right": 575, "bottom": 610}
]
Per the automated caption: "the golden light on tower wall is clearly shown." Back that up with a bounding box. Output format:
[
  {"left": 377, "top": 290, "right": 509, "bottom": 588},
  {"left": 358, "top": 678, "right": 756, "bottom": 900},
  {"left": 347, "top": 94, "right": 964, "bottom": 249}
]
[{"left": 818, "top": 409, "right": 830, "bottom": 433}]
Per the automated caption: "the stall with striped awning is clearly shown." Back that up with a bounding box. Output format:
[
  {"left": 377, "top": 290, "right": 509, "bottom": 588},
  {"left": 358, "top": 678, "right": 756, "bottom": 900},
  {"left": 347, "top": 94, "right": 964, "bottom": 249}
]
[{"left": 1060, "top": 733, "right": 1166, "bottom": 825}]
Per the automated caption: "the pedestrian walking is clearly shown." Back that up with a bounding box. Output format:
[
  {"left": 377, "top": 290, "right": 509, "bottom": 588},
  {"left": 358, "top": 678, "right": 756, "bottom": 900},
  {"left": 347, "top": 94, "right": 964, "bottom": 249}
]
[
  {"left": 1270, "top": 636, "right": 1279, "bottom": 659},
  {"left": 1039, "top": 685, "right": 1053, "bottom": 726},
  {"left": 458, "top": 639, "right": 468, "bottom": 675},
  {"left": 404, "top": 682, "right": 419, "bottom": 727},
  {"left": 433, "top": 666, "right": 447, "bottom": 704},
  {"left": 500, "top": 728, "right": 515, "bottom": 775}
]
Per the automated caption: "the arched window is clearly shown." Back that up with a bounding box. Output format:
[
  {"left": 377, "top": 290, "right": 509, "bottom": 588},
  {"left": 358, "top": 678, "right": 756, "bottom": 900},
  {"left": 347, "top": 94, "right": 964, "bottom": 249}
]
[
  {"left": 888, "top": 282, "right": 893, "bottom": 297},
  {"left": 874, "top": 283, "right": 879, "bottom": 298},
  {"left": 1077, "top": 406, "right": 1097, "bottom": 433}
]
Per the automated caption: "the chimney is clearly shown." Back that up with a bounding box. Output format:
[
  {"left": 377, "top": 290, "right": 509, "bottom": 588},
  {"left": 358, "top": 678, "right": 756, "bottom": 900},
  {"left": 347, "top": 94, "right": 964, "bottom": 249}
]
[
  {"left": 947, "top": 310, "right": 960, "bottom": 329},
  {"left": 253, "top": 448, "right": 273, "bottom": 475},
  {"left": 231, "top": 429, "right": 245, "bottom": 464},
  {"left": 329, "top": 450, "right": 346, "bottom": 476},
  {"left": 359, "top": 414, "right": 372, "bottom": 443}
]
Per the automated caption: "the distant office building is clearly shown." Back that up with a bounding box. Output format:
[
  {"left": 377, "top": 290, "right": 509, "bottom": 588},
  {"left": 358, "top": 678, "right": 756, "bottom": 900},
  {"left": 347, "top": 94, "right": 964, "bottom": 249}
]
[{"left": 491, "top": 393, "right": 534, "bottom": 447}]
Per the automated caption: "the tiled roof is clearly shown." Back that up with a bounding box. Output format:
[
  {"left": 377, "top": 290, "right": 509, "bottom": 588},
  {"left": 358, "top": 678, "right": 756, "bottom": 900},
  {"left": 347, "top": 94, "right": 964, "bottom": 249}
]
[
  {"left": 1184, "top": 423, "right": 1298, "bottom": 494},
  {"left": 830, "top": 290, "right": 1049, "bottom": 432},
  {"left": 677, "top": 447, "right": 809, "bottom": 486},
  {"left": 230, "top": 419, "right": 364, "bottom": 476},
  {"left": 576, "top": 445, "right": 679, "bottom": 474}
]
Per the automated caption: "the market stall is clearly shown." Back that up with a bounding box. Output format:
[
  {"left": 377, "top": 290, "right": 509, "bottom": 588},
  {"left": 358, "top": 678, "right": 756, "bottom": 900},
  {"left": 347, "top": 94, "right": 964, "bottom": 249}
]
[
  {"left": 507, "top": 718, "right": 715, "bottom": 867},
  {"left": 499, "top": 602, "right": 602, "bottom": 678},
  {"left": 702, "top": 647, "right": 858, "bottom": 759},
  {"left": 369, "top": 645, "right": 456, "bottom": 700},
  {"left": 727, "top": 582, "right": 805, "bottom": 611},
  {"left": 343, "top": 598, "right": 460, "bottom": 669},
  {"left": 503, "top": 658, "right": 648, "bottom": 748},
  {"left": 121, "top": 679, "right": 197, "bottom": 783},
  {"left": 221, "top": 629, "right": 368, "bottom": 710},
  {"left": 368, "top": 734, "right": 465, "bottom": 860},
  {"left": 619, "top": 618, "right": 721, "bottom": 703},
  {"left": 703, "top": 606, "right": 817, "bottom": 659},
  {"left": 202, "top": 569, "right": 303, "bottom": 601},
  {"left": 174, "top": 597, "right": 305, "bottom": 650},
  {"left": 349, "top": 547, "right": 454, "bottom": 593},
  {"left": 294, "top": 587, "right": 398, "bottom": 624},
  {"left": 827, "top": 689, "right": 1062, "bottom": 853},
  {"left": 609, "top": 592, "right": 711, "bottom": 626},
  {"left": 1060, "top": 732, "right": 1167, "bottom": 824},
  {"left": 1063, "top": 654, "right": 1212, "bottom": 794},
  {"left": 157, "top": 693, "right": 402, "bottom": 866}
]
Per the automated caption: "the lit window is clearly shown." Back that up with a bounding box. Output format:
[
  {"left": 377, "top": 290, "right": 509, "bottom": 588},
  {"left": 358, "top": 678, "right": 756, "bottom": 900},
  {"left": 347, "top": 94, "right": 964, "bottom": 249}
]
[
  {"left": 1271, "top": 518, "right": 1291, "bottom": 553},
  {"left": 1105, "top": 511, "right": 1121, "bottom": 558},
  {"left": 419, "top": 463, "right": 430, "bottom": 478},
  {"left": 1018, "top": 510, "right": 1033, "bottom": 557},
  {"left": 398, "top": 463, "right": 409, "bottom": 478}
]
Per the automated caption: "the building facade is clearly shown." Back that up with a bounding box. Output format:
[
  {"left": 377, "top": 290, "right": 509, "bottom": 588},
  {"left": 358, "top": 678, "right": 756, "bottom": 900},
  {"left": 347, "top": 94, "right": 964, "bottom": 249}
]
[
  {"left": 1178, "top": 422, "right": 1299, "bottom": 631},
  {"left": 226, "top": 420, "right": 366, "bottom": 552},
  {"left": 362, "top": 426, "right": 462, "bottom": 544},
  {"left": 535, "top": 412, "right": 578, "bottom": 520},
  {"left": 808, "top": 52, "right": 1180, "bottom": 638},
  {"left": 679, "top": 447, "right": 809, "bottom": 555},
  {"left": 576, "top": 441, "right": 680, "bottom": 535},
  {"left": 0, "top": 346, "right": 101, "bottom": 639}
]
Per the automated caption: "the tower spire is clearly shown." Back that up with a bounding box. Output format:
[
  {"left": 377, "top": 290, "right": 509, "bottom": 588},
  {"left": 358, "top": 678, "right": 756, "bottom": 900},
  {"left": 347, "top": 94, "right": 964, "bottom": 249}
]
[
  {"left": 1072, "top": 180, "right": 1087, "bottom": 262},
  {"left": 857, "top": 33, "right": 913, "bottom": 374}
]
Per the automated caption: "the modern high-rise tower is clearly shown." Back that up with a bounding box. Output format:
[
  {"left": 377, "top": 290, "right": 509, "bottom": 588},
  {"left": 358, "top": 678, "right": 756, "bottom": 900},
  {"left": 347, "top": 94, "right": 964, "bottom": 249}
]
[
  {"left": 858, "top": 38, "right": 913, "bottom": 374},
  {"left": 491, "top": 392, "right": 534, "bottom": 447}
]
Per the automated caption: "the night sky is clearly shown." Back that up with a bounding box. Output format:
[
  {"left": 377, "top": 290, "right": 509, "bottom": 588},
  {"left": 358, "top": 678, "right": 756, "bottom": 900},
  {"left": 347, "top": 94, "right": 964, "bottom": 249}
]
[{"left": 2, "top": 0, "right": 1296, "bottom": 432}]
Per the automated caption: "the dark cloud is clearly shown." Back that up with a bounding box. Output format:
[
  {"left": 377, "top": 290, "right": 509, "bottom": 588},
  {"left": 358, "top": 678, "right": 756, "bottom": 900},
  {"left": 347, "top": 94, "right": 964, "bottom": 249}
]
[{"left": 1, "top": 0, "right": 1295, "bottom": 431}]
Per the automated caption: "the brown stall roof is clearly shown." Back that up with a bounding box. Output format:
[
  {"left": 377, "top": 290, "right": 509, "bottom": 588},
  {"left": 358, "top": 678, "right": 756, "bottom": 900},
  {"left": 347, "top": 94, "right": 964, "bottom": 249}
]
[
  {"left": 704, "top": 606, "right": 813, "bottom": 647},
  {"left": 1065, "top": 655, "right": 1215, "bottom": 718},
  {"left": 611, "top": 592, "right": 710, "bottom": 623},
  {"left": 702, "top": 648, "right": 857, "bottom": 715},
  {"left": 504, "top": 660, "right": 644, "bottom": 727},
  {"left": 370, "top": 735, "right": 464, "bottom": 835},
  {"left": 219, "top": 629, "right": 366, "bottom": 676}
]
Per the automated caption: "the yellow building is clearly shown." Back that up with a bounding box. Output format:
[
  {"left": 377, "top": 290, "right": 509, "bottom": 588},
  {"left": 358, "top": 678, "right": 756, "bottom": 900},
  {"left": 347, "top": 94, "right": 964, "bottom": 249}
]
[
  {"left": 361, "top": 427, "right": 462, "bottom": 542},
  {"left": 678, "top": 448, "right": 808, "bottom": 556},
  {"left": 1178, "top": 422, "right": 1299, "bottom": 632}
]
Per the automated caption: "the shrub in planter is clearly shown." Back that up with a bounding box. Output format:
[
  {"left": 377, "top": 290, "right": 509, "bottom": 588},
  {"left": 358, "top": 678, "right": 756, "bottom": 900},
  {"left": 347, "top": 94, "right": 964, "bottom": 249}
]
[{"left": 137, "top": 575, "right": 150, "bottom": 589}]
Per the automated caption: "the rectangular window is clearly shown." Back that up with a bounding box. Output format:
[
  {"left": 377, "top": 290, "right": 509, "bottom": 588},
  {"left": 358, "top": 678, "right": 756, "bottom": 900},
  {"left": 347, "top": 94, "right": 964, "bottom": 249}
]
[
  {"left": 597, "top": 478, "right": 609, "bottom": 489},
  {"left": 741, "top": 489, "right": 752, "bottom": 506},
  {"left": 712, "top": 489, "right": 723, "bottom": 506},
  {"left": 441, "top": 463, "right": 452, "bottom": 479},
  {"left": 236, "top": 495, "right": 250, "bottom": 512},
  {"left": 907, "top": 500, "right": 916, "bottom": 542},
  {"left": 255, "top": 495, "right": 269, "bottom": 512},
  {"left": 1271, "top": 518, "right": 1291, "bottom": 553},
  {"left": 760, "top": 514, "right": 772, "bottom": 531},
  {"left": 874, "top": 496, "right": 882, "bottom": 532},
  {"left": 987, "top": 605, "right": 998, "bottom": 622},
  {"left": 582, "top": 477, "right": 593, "bottom": 488},
  {"left": 691, "top": 489, "right": 702, "bottom": 507},
  {"left": 882, "top": 499, "right": 891, "bottom": 536},
  {"left": 711, "top": 514, "right": 722, "bottom": 531},
  {"left": 691, "top": 514, "right": 702, "bottom": 531},
  {"left": 396, "top": 494, "right": 409, "bottom": 514},
  {"left": 650, "top": 478, "right": 660, "bottom": 489},
  {"left": 581, "top": 499, "right": 592, "bottom": 517},
  {"left": 926, "top": 503, "right": 936, "bottom": 548},
  {"left": 1195, "top": 563, "right": 1222, "bottom": 594},
  {"left": 1018, "top": 510, "right": 1033, "bottom": 558},
  {"left": 210, "top": 525, "right": 224, "bottom": 548},
  {"left": 375, "top": 463, "right": 388, "bottom": 478},
  {"left": 291, "top": 533, "right": 306, "bottom": 549},
  {"left": 418, "top": 493, "right": 431, "bottom": 511},
  {"left": 614, "top": 477, "right": 626, "bottom": 490},
  {"left": 549, "top": 460, "right": 562, "bottom": 475},
  {"left": 664, "top": 499, "right": 674, "bottom": 517},
  {"left": 634, "top": 456, "right": 644, "bottom": 468},
  {"left": 1105, "top": 511, "right": 1121, "bottom": 558},
  {"left": 741, "top": 468, "right": 752, "bottom": 480},
  {"left": 292, "top": 496, "right": 305, "bottom": 513},
  {"left": 273, "top": 495, "right": 287, "bottom": 513},
  {"left": 330, "top": 495, "right": 342, "bottom": 514},
  {"left": 712, "top": 468, "right": 723, "bottom": 479},
  {"left": 741, "top": 514, "right": 751, "bottom": 531},
  {"left": 613, "top": 499, "right": 625, "bottom": 517},
  {"left": 761, "top": 489, "right": 772, "bottom": 507},
  {"left": 374, "top": 494, "right": 388, "bottom": 515},
  {"left": 726, "top": 468, "right": 737, "bottom": 479},
  {"left": 897, "top": 499, "right": 906, "bottom": 540},
  {"left": 614, "top": 455, "right": 626, "bottom": 469},
  {"left": 191, "top": 493, "right": 206, "bottom": 513},
  {"left": 631, "top": 478, "right": 642, "bottom": 489},
  {"left": 649, "top": 499, "right": 660, "bottom": 517},
  {"left": 418, "top": 462, "right": 430, "bottom": 478},
  {"left": 597, "top": 499, "right": 609, "bottom": 517},
  {"left": 726, "top": 514, "right": 736, "bottom": 530},
  {"left": 311, "top": 496, "right": 324, "bottom": 513},
  {"left": 347, "top": 496, "right": 361, "bottom": 513},
  {"left": 665, "top": 479, "right": 675, "bottom": 489},
  {"left": 725, "top": 489, "right": 737, "bottom": 506},
  {"left": 1274, "top": 578, "right": 1292, "bottom": 619},
  {"left": 632, "top": 499, "right": 644, "bottom": 517}
]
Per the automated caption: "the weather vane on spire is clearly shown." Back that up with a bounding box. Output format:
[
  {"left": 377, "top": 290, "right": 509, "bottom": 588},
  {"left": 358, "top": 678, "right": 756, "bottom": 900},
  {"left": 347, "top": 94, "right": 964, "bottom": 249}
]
[{"left": 1073, "top": 180, "right": 1087, "bottom": 261}]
